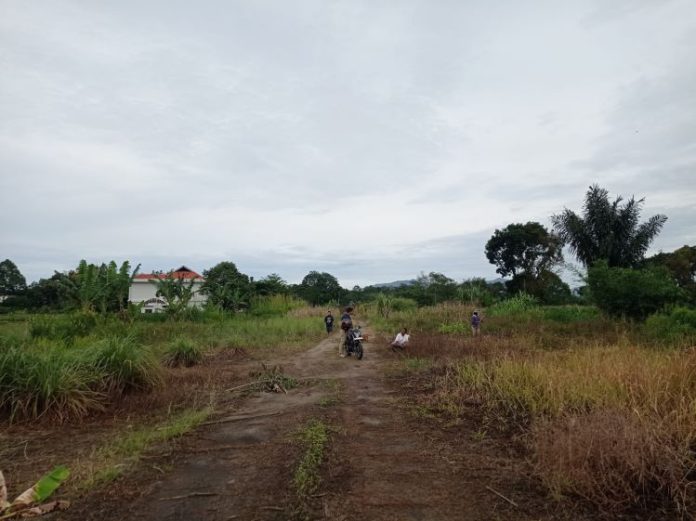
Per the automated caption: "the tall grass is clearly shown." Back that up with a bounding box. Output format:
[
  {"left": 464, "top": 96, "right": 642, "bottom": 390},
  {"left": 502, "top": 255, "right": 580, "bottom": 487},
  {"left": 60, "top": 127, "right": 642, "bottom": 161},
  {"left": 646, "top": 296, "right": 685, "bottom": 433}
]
[
  {"left": 162, "top": 337, "right": 203, "bottom": 367},
  {"left": 90, "top": 335, "right": 163, "bottom": 393},
  {"left": 419, "top": 346, "right": 696, "bottom": 515},
  {"left": 0, "top": 345, "right": 102, "bottom": 421}
]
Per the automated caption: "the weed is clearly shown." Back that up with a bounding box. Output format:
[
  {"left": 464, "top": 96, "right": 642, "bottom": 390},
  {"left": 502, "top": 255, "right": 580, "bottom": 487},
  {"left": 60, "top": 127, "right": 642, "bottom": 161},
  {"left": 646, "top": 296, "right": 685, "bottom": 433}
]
[
  {"left": 293, "top": 419, "right": 329, "bottom": 498},
  {"left": 163, "top": 337, "right": 203, "bottom": 367},
  {"left": 89, "top": 335, "right": 163, "bottom": 393}
]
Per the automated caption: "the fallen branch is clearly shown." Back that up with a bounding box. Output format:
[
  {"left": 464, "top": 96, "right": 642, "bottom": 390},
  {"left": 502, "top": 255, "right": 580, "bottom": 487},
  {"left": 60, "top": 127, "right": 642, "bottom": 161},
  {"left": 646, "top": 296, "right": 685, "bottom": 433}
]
[
  {"left": 485, "top": 486, "right": 518, "bottom": 508},
  {"left": 159, "top": 492, "right": 218, "bottom": 501},
  {"left": 225, "top": 380, "right": 273, "bottom": 393}
]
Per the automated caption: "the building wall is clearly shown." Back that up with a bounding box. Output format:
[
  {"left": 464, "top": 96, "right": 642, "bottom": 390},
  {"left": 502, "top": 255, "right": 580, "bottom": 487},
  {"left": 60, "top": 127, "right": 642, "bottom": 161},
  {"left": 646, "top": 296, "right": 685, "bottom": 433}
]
[{"left": 128, "top": 280, "right": 208, "bottom": 307}]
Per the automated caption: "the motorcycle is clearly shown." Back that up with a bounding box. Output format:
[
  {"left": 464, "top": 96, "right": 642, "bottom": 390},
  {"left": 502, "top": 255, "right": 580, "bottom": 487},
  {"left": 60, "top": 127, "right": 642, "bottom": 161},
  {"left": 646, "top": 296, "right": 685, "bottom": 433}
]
[{"left": 344, "top": 326, "right": 364, "bottom": 360}]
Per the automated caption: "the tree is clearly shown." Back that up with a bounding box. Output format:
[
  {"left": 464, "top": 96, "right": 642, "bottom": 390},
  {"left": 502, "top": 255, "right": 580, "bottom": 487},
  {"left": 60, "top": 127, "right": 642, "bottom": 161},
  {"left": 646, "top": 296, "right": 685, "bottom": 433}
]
[
  {"left": 506, "top": 270, "right": 572, "bottom": 305},
  {"left": 150, "top": 272, "right": 197, "bottom": 314},
  {"left": 297, "top": 271, "right": 343, "bottom": 306},
  {"left": 644, "top": 245, "right": 696, "bottom": 304},
  {"left": 485, "top": 222, "right": 563, "bottom": 279},
  {"left": 0, "top": 259, "right": 27, "bottom": 296},
  {"left": 552, "top": 185, "right": 667, "bottom": 268},
  {"left": 588, "top": 261, "right": 682, "bottom": 320},
  {"left": 201, "top": 261, "right": 252, "bottom": 312},
  {"left": 254, "top": 273, "right": 288, "bottom": 296}
]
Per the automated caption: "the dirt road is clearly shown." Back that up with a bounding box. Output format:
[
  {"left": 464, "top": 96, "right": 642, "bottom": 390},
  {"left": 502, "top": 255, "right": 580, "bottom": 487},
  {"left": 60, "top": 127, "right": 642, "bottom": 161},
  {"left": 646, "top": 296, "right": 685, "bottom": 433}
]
[{"left": 63, "top": 330, "right": 577, "bottom": 521}]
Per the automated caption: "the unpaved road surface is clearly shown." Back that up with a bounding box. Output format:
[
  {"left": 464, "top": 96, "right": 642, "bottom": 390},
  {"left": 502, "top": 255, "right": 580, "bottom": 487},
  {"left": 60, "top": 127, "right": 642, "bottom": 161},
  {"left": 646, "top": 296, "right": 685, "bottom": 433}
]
[{"left": 62, "top": 330, "right": 579, "bottom": 521}]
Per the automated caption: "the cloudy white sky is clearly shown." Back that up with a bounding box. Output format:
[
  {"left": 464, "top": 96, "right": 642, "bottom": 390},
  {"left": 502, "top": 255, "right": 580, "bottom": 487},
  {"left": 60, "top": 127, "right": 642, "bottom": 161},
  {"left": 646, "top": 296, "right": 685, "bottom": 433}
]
[{"left": 1, "top": 1, "right": 695, "bottom": 287}]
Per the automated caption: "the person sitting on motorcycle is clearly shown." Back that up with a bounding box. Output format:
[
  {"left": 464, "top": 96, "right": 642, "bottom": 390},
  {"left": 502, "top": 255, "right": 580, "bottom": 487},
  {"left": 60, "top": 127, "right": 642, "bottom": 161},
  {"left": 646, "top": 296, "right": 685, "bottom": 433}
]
[{"left": 338, "top": 307, "right": 353, "bottom": 357}]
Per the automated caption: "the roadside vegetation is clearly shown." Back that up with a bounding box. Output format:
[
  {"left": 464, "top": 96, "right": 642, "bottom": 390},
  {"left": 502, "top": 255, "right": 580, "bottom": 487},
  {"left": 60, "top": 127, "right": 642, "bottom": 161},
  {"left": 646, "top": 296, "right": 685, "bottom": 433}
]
[
  {"left": 1, "top": 184, "right": 695, "bottom": 518},
  {"left": 368, "top": 300, "right": 696, "bottom": 517}
]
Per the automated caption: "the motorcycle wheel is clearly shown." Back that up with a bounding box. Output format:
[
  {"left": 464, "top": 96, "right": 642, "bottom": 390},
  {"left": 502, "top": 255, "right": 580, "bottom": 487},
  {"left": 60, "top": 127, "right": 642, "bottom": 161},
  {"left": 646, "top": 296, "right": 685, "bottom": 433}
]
[{"left": 355, "top": 341, "right": 363, "bottom": 360}]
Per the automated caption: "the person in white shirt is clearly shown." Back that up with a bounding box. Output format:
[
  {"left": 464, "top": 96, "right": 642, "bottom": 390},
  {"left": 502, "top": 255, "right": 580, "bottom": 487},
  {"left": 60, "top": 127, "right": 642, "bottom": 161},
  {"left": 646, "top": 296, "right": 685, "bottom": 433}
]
[{"left": 390, "top": 328, "right": 410, "bottom": 351}]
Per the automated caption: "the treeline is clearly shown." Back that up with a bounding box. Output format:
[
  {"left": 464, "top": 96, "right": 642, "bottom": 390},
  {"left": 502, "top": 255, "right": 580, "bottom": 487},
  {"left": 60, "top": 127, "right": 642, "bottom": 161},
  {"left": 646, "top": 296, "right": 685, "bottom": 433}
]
[
  {"left": 1, "top": 185, "right": 694, "bottom": 319},
  {"left": 484, "top": 184, "right": 695, "bottom": 319}
]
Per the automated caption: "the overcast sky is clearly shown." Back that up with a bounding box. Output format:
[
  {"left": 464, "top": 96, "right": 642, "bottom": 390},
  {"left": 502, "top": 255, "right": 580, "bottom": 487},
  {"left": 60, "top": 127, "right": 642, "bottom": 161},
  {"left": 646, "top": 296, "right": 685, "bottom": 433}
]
[{"left": 1, "top": 1, "right": 695, "bottom": 287}]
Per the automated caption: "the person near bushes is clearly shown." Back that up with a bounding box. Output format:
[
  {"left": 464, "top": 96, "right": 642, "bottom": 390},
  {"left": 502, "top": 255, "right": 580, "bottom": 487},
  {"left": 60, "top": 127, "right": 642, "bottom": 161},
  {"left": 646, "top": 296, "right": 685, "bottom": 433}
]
[
  {"left": 324, "top": 310, "right": 334, "bottom": 334},
  {"left": 390, "top": 328, "right": 410, "bottom": 351},
  {"left": 471, "top": 311, "right": 481, "bottom": 336}
]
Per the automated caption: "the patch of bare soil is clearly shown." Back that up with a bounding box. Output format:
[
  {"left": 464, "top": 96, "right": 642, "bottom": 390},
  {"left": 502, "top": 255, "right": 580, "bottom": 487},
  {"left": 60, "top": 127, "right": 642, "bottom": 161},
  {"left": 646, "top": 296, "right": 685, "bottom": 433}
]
[{"left": 49, "top": 328, "right": 594, "bottom": 521}]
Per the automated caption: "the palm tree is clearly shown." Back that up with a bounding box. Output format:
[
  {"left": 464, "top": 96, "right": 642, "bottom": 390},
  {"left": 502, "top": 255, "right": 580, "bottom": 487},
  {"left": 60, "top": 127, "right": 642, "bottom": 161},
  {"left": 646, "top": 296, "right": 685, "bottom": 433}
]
[{"left": 552, "top": 185, "right": 667, "bottom": 268}]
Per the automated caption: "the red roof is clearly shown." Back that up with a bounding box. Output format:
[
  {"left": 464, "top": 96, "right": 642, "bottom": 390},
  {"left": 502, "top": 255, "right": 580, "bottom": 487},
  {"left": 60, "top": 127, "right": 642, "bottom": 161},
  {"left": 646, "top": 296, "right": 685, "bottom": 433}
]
[{"left": 133, "top": 265, "right": 204, "bottom": 280}]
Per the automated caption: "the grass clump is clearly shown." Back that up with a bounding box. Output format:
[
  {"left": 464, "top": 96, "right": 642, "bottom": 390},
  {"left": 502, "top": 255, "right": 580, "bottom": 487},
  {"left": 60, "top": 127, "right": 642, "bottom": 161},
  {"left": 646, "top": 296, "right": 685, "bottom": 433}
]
[
  {"left": 487, "top": 293, "right": 538, "bottom": 317},
  {"left": 293, "top": 419, "right": 330, "bottom": 498},
  {"left": 0, "top": 345, "right": 102, "bottom": 421},
  {"left": 163, "top": 337, "right": 203, "bottom": 367},
  {"left": 90, "top": 335, "right": 163, "bottom": 393}
]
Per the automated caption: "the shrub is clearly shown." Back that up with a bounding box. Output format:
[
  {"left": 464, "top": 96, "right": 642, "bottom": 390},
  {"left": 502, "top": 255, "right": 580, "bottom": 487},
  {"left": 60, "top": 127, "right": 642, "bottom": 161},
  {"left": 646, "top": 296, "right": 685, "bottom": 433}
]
[
  {"left": 540, "top": 305, "right": 600, "bottom": 323},
  {"left": 29, "top": 313, "right": 97, "bottom": 343},
  {"left": 0, "top": 345, "right": 102, "bottom": 421},
  {"left": 90, "top": 335, "right": 163, "bottom": 393},
  {"left": 163, "top": 337, "right": 203, "bottom": 367},
  {"left": 643, "top": 307, "right": 696, "bottom": 344},
  {"left": 588, "top": 261, "right": 683, "bottom": 320},
  {"left": 487, "top": 293, "right": 538, "bottom": 317}
]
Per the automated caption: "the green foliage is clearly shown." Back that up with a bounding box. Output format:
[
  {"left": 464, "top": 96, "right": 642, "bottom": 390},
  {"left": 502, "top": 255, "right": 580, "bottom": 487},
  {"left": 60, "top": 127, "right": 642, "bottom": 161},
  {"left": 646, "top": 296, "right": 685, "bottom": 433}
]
[
  {"left": 296, "top": 271, "right": 343, "bottom": 306},
  {"left": 644, "top": 245, "right": 696, "bottom": 304},
  {"left": 487, "top": 293, "right": 538, "bottom": 317},
  {"left": 643, "top": 307, "right": 696, "bottom": 344},
  {"left": 552, "top": 184, "right": 667, "bottom": 268},
  {"left": 0, "top": 259, "right": 26, "bottom": 295},
  {"left": 33, "top": 465, "right": 70, "bottom": 503},
  {"left": 588, "top": 261, "right": 683, "bottom": 320},
  {"left": 0, "top": 345, "right": 102, "bottom": 421},
  {"left": 293, "top": 419, "right": 329, "bottom": 498},
  {"left": 505, "top": 270, "right": 573, "bottom": 305},
  {"left": 149, "top": 272, "right": 197, "bottom": 314},
  {"left": 163, "top": 337, "right": 203, "bottom": 367},
  {"left": 201, "top": 261, "right": 252, "bottom": 312},
  {"left": 254, "top": 273, "right": 288, "bottom": 296},
  {"left": 249, "top": 294, "right": 305, "bottom": 317},
  {"left": 90, "top": 335, "right": 163, "bottom": 393},
  {"left": 485, "top": 222, "right": 563, "bottom": 278},
  {"left": 29, "top": 313, "right": 97, "bottom": 343}
]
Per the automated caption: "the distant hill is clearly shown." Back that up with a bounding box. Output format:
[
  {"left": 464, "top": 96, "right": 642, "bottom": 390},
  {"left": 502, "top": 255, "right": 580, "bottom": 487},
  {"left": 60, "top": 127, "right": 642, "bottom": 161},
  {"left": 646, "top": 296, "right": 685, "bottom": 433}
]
[{"left": 369, "top": 279, "right": 416, "bottom": 289}]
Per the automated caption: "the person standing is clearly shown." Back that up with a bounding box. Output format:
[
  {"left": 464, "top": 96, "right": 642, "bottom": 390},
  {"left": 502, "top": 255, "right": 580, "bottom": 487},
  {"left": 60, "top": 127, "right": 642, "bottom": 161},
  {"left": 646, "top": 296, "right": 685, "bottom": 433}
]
[
  {"left": 471, "top": 311, "right": 481, "bottom": 336},
  {"left": 324, "top": 310, "right": 334, "bottom": 334},
  {"left": 338, "top": 307, "right": 353, "bottom": 357}
]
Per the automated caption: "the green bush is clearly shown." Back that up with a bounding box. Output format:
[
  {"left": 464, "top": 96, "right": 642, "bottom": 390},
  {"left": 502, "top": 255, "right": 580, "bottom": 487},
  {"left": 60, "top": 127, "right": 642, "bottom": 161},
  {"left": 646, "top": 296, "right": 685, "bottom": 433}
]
[
  {"left": 0, "top": 345, "right": 102, "bottom": 421},
  {"left": 488, "top": 293, "right": 538, "bottom": 317},
  {"left": 643, "top": 307, "right": 696, "bottom": 344},
  {"left": 588, "top": 262, "right": 683, "bottom": 320},
  {"left": 29, "top": 313, "right": 97, "bottom": 343},
  {"left": 163, "top": 337, "right": 203, "bottom": 367},
  {"left": 90, "top": 335, "right": 163, "bottom": 393},
  {"left": 540, "top": 306, "right": 600, "bottom": 323}
]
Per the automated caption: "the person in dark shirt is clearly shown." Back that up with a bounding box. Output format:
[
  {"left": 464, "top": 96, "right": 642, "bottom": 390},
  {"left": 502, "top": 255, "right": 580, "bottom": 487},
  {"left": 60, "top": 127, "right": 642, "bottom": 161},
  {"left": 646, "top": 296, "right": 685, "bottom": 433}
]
[
  {"left": 471, "top": 311, "right": 481, "bottom": 336},
  {"left": 339, "top": 307, "right": 353, "bottom": 357},
  {"left": 324, "top": 311, "right": 334, "bottom": 334}
]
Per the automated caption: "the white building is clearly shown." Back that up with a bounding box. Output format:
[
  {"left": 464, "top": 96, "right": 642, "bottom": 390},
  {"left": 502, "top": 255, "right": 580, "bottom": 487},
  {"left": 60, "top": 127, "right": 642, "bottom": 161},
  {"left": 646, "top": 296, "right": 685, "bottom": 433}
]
[{"left": 128, "top": 265, "right": 207, "bottom": 313}]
